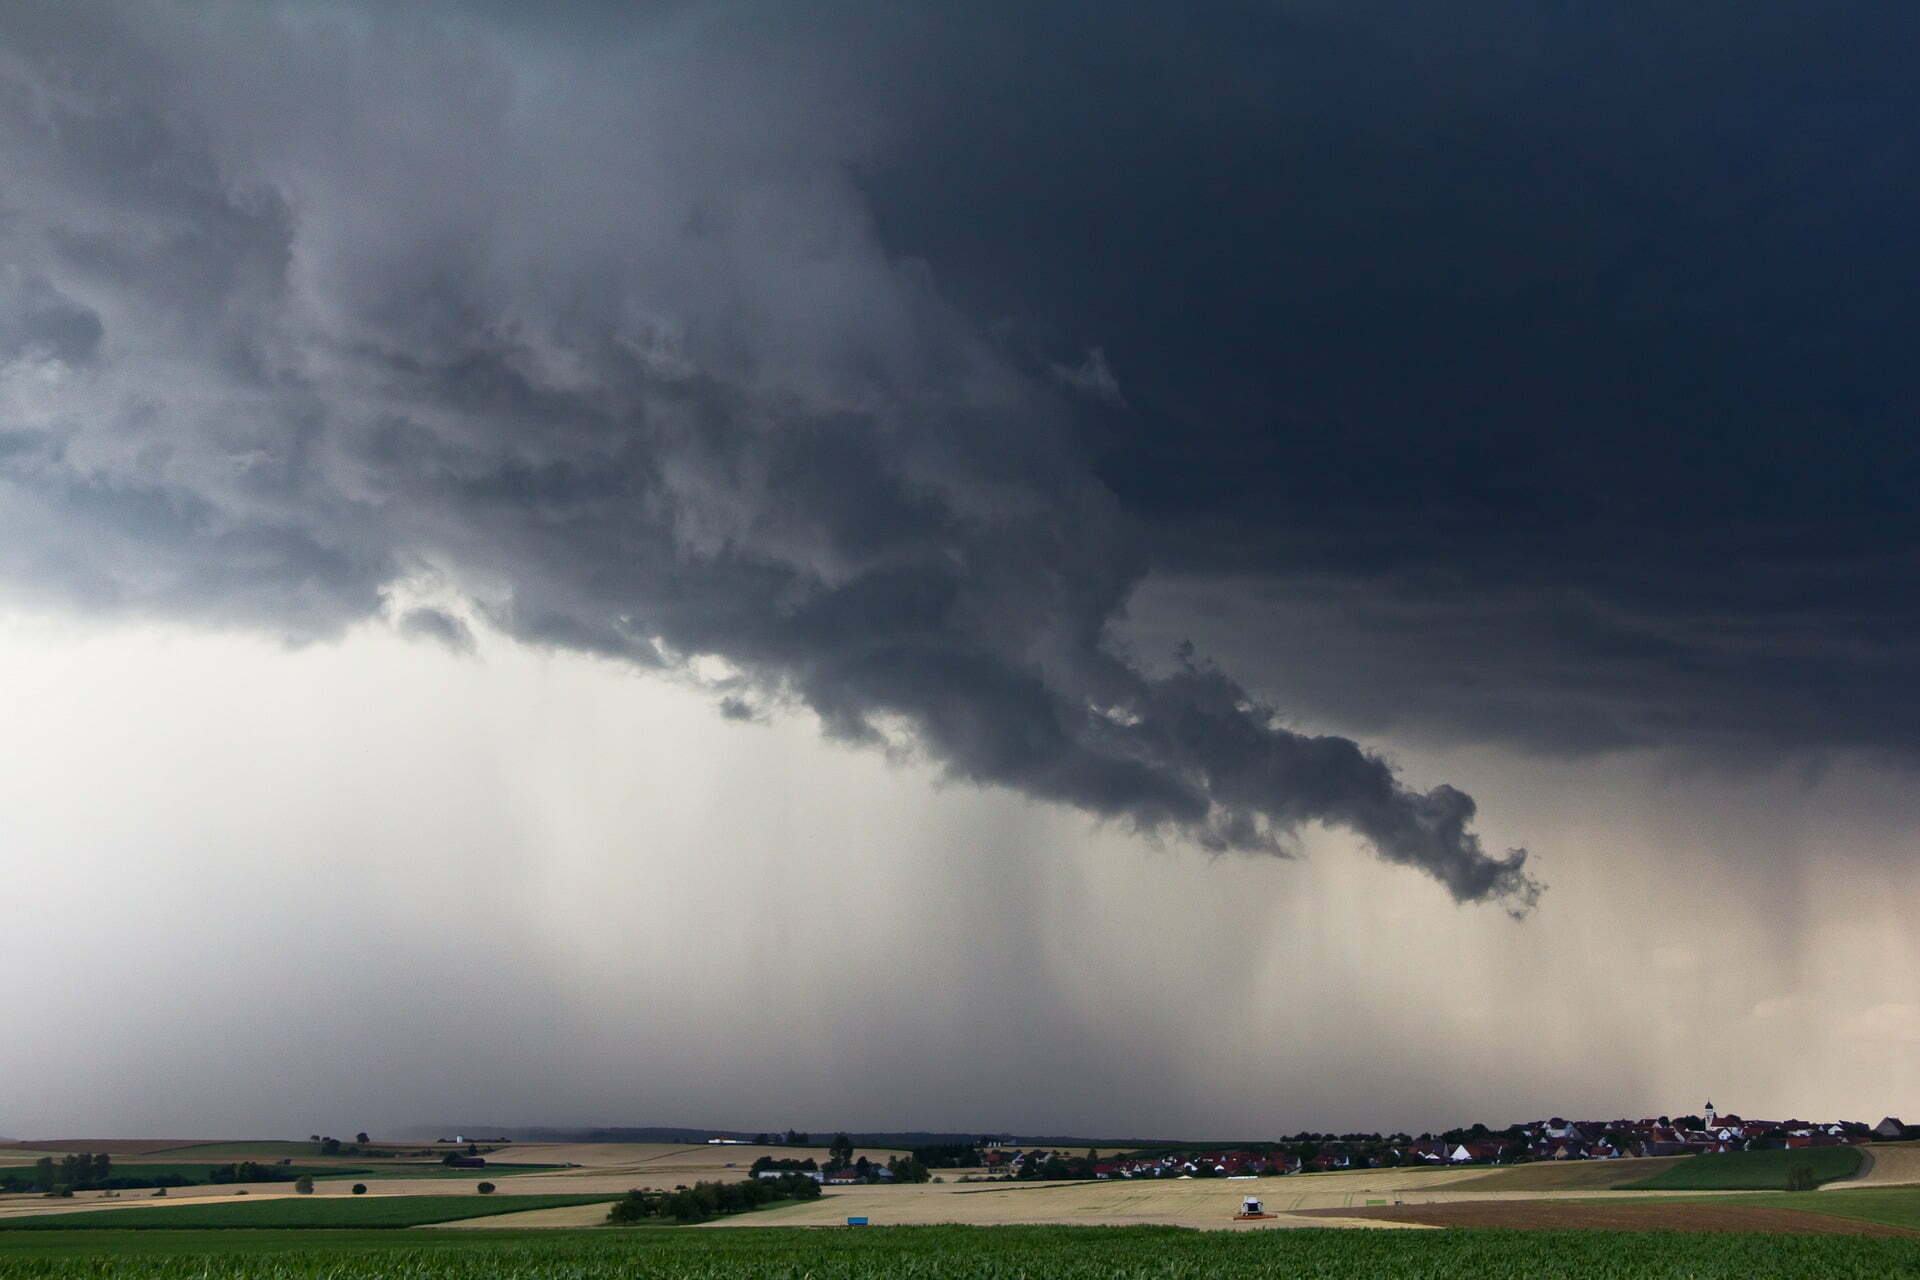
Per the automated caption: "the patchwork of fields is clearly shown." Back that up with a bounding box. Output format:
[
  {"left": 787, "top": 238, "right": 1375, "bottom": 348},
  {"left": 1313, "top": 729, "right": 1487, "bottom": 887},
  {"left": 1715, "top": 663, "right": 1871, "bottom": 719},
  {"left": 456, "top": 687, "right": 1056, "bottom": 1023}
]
[
  {"left": 0, "top": 1144, "right": 827, "bottom": 1220},
  {"left": 5, "top": 1139, "right": 1917, "bottom": 1246},
  {"left": 0, "top": 1196, "right": 617, "bottom": 1231}
]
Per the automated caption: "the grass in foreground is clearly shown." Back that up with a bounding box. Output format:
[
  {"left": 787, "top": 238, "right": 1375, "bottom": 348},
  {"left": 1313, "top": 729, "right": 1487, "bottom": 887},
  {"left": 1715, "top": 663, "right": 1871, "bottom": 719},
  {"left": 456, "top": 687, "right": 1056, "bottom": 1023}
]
[
  {"left": 1620, "top": 1146, "right": 1862, "bottom": 1191},
  {"left": 0, "top": 1223, "right": 1916, "bottom": 1278},
  {"left": 0, "top": 1195, "right": 615, "bottom": 1231}
]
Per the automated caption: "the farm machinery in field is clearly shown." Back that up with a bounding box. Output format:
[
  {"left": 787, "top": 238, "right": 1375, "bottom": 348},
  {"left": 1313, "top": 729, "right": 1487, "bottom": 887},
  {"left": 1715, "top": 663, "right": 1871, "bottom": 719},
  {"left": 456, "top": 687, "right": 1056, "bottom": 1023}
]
[{"left": 1233, "top": 1195, "right": 1277, "bottom": 1220}]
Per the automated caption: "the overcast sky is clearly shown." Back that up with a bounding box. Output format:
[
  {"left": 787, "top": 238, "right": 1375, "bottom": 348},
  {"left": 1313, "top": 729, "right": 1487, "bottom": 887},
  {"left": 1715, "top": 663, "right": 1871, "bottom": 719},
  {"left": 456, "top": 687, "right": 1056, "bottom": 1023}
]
[{"left": 2, "top": 2, "right": 1916, "bottom": 1141}]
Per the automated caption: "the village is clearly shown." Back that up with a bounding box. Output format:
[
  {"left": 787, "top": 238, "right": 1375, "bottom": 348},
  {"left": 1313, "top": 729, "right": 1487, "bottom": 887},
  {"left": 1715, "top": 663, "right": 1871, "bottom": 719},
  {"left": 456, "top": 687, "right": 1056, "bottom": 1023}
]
[{"left": 968, "top": 1107, "right": 1920, "bottom": 1180}]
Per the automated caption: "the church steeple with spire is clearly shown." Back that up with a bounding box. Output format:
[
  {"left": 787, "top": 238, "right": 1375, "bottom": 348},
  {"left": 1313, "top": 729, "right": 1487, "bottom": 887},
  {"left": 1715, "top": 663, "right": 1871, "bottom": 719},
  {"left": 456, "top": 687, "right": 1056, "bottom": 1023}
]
[{"left": 1703, "top": 1100, "right": 1718, "bottom": 1129}]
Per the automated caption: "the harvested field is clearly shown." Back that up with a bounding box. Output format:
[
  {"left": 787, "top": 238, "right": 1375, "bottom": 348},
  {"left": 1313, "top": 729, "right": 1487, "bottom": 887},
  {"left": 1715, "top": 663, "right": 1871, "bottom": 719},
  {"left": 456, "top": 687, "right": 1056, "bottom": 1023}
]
[
  {"left": 701, "top": 1166, "right": 1514, "bottom": 1230},
  {"left": 1448, "top": 1156, "right": 1683, "bottom": 1191},
  {"left": 424, "top": 1201, "right": 622, "bottom": 1229},
  {"left": 1305, "top": 1198, "right": 1920, "bottom": 1235},
  {"left": 0, "top": 1148, "right": 897, "bottom": 1219},
  {"left": 1832, "top": 1142, "right": 1920, "bottom": 1188},
  {"left": 488, "top": 1143, "right": 900, "bottom": 1171}
]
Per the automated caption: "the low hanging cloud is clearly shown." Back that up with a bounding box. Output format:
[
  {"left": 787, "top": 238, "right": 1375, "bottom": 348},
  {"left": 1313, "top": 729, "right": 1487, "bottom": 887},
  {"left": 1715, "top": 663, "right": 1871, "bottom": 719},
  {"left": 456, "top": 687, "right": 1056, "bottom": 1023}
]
[
  {"left": 0, "top": 3, "right": 1538, "bottom": 912},
  {"left": 397, "top": 606, "right": 476, "bottom": 655},
  {"left": 1050, "top": 347, "right": 1129, "bottom": 409}
]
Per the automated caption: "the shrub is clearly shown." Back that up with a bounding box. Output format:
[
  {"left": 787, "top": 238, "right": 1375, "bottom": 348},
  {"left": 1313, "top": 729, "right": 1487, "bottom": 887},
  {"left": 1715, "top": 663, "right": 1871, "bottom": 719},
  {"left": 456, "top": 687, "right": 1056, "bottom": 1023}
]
[
  {"left": 477, "top": 1182, "right": 496, "bottom": 1194},
  {"left": 294, "top": 1175, "right": 315, "bottom": 1195},
  {"left": 1785, "top": 1162, "right": 1816, "bottom": 1192},
  {"left": 351, "top": 1183, "right": 367, "bottom": 1195},
  {"left": 607, "top": 1173, "right": 820, "bottom": 1225}
]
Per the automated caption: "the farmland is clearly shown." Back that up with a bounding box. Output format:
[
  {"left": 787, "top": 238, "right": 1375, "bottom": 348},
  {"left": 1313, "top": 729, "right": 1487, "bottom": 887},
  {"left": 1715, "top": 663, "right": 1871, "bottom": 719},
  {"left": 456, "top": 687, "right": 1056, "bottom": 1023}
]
[
  {"left": 1310, "top": 1189, "right": 1920, "bottom": 1235},
  {"left": 0, "top": 1164, "right": 368, "bottom": 1191},
  {"left": 1446, "top": 1156, "right": 1685, "bottom": 1191},
  {"left": 1843, "top": 1142, "right": 1920, "bottom": 1187},
  {"left": 5, "top": 1151, "right": 1891, "bottom": 1232},
  {"left": 0, "top": 1196, "right": 618, "bottom": 1231},
  {"left": 4, "top": 1132, "right": 1917, "bottom": 1280},
  {"left": 0, "top": 1223, "right": 1917, "bottom": 1279}
]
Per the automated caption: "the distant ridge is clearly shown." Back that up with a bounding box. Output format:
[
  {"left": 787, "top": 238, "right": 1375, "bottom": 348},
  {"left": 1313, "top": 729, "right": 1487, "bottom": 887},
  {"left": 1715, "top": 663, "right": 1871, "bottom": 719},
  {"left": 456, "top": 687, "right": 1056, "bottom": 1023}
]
[{"left": 417, "top": 1125, "right": 1179, "bottom": 1149}]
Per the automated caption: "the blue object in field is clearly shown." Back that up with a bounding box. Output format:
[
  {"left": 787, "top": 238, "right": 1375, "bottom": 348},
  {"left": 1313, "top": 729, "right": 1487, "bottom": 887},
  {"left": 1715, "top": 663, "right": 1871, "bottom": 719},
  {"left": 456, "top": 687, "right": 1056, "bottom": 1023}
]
[{"left": 846, "top": 1216, "right": 869, "bottom": 1226}]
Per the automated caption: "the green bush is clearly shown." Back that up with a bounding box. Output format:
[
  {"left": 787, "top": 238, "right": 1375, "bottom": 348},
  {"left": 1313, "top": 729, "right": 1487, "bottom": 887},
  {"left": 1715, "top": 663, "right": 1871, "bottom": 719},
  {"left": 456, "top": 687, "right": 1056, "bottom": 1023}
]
[
  {"left": 476, "top": 1183, "right": 495, "bottom": 1195},
  {"left": 352, "top": 1184, "right": 367, "bottom": 1195},
  {"left": 607, "top": 1173, "right": 820, "bottom": 1225},
  {"left": 294, "top": 1176, "right": 315, "bottom": 1195}
]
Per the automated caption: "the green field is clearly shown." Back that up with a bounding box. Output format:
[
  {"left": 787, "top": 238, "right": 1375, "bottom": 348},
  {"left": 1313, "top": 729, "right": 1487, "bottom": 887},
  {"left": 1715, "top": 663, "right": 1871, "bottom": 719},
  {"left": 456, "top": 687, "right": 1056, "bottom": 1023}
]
[
  {"left": 0, "top": 1224, "right": 1915, "bottom": 1278},
  {"left": 0, "top": 1196, "right": 615, "bottom": 1231},
  {"left": 1619, "top": 1146, "right": 1863, "bottom": 1191}
]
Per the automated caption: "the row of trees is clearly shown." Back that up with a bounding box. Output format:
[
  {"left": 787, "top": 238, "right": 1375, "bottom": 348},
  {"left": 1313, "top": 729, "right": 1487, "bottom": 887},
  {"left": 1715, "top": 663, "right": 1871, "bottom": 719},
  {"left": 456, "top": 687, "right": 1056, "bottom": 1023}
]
[
  {"left": 749, "top": 1148, "right": 931, "bottom": 1185},
  {"left": 0, "top": 1154, "right": 121, "bottom": 1193},
  {"left": 208, "top": 1161, "right": 314, "bottom": 1185},
  {"left": 908, "top": 1144, "right": 978, "bottom": 1169},
  {"left": 749, "top": 1130, "right": 812, "bottom": 1146},
  {"left": 1014, "top": 1149, "right": 1102, "bottom": 1181},
  {"left": 305, "top": 1133, "right": 393, "bottom": 1157},
  {"left": 607, "top": 1174, "right": 820, "bottom": 1224}
]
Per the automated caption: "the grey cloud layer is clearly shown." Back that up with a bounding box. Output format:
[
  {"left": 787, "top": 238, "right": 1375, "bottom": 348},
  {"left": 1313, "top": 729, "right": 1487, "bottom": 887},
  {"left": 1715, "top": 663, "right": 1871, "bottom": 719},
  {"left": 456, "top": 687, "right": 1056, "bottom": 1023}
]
[{"left": 0, "top": 4, "right": 1536, "bottom": 910}]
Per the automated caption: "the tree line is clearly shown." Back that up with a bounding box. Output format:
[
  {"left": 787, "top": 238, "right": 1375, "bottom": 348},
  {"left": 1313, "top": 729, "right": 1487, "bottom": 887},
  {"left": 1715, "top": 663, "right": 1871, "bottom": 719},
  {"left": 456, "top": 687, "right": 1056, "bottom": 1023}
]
[
  {"left": 0, "top": 1154, "right": 122, "bottom": 1194},
  {"left": 607, "top": 1173, "right": 821, "bottom": 1224},
  {"left": 748, "top": 1134, "right": 931, "bottom": 1185}
]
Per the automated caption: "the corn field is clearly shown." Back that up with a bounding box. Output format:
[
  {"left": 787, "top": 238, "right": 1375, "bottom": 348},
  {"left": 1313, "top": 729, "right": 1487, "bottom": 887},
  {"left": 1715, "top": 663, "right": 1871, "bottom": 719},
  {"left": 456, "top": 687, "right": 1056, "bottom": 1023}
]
[{"left": 1, "top": 1225, "right": 1916, "bottom": 1279}]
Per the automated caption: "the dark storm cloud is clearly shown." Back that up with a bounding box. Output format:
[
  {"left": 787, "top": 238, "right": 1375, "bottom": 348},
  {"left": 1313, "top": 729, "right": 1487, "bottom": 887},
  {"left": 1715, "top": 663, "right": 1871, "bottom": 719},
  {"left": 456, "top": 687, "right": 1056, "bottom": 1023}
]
[
  {"left": 398, "top": 606, "right": 476, "bottom": 655},
  {"left": 86, "top": 3, "right": 1920, "bottom": 915},
  {"left": 854, "top": 1, "right": 1920, "bottom": 757}
]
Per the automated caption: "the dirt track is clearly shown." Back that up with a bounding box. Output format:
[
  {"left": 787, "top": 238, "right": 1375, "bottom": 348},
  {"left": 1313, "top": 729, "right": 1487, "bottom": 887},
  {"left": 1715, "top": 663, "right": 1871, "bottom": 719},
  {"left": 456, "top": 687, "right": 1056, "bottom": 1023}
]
[{"left": 1307, "top": 1199, "right": 1920, "bottom": 1235}]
